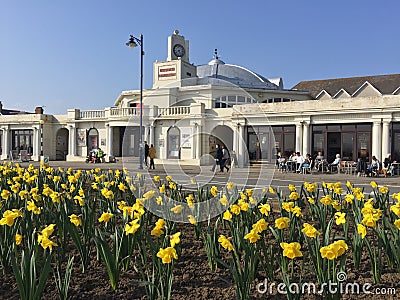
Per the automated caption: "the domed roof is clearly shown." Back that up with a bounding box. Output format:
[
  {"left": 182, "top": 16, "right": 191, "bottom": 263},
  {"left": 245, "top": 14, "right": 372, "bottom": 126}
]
[{"left": 197, "top": 57, "right": 279, "bottom": 90}]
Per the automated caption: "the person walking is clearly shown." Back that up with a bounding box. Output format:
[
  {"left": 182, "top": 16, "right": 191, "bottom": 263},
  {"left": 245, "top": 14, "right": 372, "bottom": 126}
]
[
  {"left": 221, "top": 145, "right": 230, "bottom": 172},
  {"left": 148, "top": 144, "right": 156, "bottom": 170},
  {"left": 144, "top": 141, "right": 150, "bottom": 167},
  {"left": 211, "top": 144, "right": 223, "bottom": 172}
]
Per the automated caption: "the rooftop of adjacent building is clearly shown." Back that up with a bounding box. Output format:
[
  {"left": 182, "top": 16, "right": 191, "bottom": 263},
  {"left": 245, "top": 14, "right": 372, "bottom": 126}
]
[{"left": 292, "top": 73, "right": 400, "bottom": 98}]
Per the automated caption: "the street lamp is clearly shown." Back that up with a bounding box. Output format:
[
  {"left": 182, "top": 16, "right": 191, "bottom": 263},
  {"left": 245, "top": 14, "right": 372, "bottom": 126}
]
[
  {"left": 126, "top": 34, "right": 144, "bottom": 170},
  {"left": 39, "top": 120, "right": 44, "bottom": 157}
]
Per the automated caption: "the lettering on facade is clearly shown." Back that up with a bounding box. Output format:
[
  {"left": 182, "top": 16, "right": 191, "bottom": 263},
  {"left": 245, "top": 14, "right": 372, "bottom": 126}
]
[{"left": 158, "top": 65, "right": 177, "bottom": 80}]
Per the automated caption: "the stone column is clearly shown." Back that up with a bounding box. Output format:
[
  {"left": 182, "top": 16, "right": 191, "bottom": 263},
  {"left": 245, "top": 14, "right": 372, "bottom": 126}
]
[
  {"left": 191, "top": 124, "right": 196, "bottom": 159},
  {"left": 149, "top": 124, "right": 155, "bottom": 147},
  {"left": 372, "top": 121, "right": 381, "bottom": 160},
  {"left": 302, "top": 122, "right": 310, "bottom": 155},
  {"left": 196, "top": 124, "right": 201, "bottom": 160},
  {"left": 381, "top": 120, "right": 390, "bottom": 161},
  {"left": 295, "top": 123, "right": 303, "bottom": 153},
  {"left": 66, "top": 125, "right": 76, "bottom": 160},
  {"left": 238, "top": 124, "right": 246, "bottom": 167},
  {"left": 32, "top": 127, "right": 39, "bottom": 161},
  {"left": 107, "top": 125, "right": 113, "bottom": 157},
  {"left": 1, "top": 127, "right": 10, "bottom": 160},
  {"left": 145, "top": 125, "right": 150, "bottom": 144}
]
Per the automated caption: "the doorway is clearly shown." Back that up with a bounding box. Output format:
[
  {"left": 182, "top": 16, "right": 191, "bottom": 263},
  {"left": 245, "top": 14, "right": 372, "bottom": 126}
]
[{"left": 327, "top": 132, "right": 341, "bottom": 163}]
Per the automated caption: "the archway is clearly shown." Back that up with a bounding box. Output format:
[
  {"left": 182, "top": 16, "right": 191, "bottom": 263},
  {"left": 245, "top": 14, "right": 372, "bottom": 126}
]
[
  {"left": 167, "top": 126, "right": 181, "bottom": 159},
  {"left": 209, "top": 125, "right": 233, "bottom": 158},
  {"left": 87, "top": 128, "right": 99, "bottom": 155},
  {"left": 56, "top": 128, "right": 69, "bottom": 160}
]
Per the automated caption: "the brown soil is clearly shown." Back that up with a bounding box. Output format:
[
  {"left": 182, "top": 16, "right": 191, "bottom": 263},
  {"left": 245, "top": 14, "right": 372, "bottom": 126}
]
[{"left": 1, "top": 223, "right": 399, "bottom": 300}]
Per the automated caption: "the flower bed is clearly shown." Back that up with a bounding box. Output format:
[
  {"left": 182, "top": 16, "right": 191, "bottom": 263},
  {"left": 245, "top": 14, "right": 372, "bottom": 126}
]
[{"left": 0, "top": 163, "right": 400, "bottom": 299}]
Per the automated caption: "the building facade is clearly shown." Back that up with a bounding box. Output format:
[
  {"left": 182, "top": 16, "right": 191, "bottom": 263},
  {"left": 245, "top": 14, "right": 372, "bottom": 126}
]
[{"left": 1, "top": 30, "right": 400, "bottom": 165}]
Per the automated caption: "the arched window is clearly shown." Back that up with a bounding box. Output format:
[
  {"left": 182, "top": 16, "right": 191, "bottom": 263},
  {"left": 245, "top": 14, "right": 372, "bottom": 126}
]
[{"left": 167, "top": 126, "right": 180, "bottom": 159}]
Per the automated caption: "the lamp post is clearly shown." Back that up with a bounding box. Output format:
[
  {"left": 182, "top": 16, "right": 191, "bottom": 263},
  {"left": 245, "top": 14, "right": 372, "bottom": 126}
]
[
  {"left": 126, "top": 34, "right": 144, "bottom": 170},
  {"left": 39, "top": 120, "right": 44, "bottom": 157}
]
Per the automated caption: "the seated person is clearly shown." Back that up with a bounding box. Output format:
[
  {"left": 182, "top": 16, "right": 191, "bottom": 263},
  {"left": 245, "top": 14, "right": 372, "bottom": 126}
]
[
  {"left": 366, "top": 156, "right": 380, "bottom": 176},
  {"left": 300, "top": 153, "right": 311, "bottom": 173},
  {"left": 277, "top": 154, "right": 287, "bottom": 172},
  {"left": 328, "top": 154, "right": 341, "bottom": 172},
  {"left": 314, "top": 151, "right": 327, "bottom": 172},
  {"left": 356, "top": 157, "right": 367, "bottom": 176},
  {"left": 382, "top": 153, "right": 396, "bottom": 177}
]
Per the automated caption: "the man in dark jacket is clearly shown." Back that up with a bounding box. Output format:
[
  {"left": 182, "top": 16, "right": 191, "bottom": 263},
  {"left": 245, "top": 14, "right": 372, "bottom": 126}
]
[
  {"left": 144, "top": 141, "right": 149, "bottom": 167},
  {"left": 211, "top": 144, "right": 223, "bottom": 172}
]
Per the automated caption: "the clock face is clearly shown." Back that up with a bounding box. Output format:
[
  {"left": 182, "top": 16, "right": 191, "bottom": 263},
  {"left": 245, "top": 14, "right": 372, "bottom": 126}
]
[{"left": 173, "top": 44, "right": 185, "bottom": 57}]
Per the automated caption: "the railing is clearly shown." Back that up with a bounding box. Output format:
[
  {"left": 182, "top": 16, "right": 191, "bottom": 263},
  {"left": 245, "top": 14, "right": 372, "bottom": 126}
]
[
  {"left": 79, "top": 110, "right": 105, "bottom": 119},
  {"left": 158, "top": 106, "right": 190, "bottom": 116},
  {"left": 110, "top": 107, "right": 138, "bottom": 116}
]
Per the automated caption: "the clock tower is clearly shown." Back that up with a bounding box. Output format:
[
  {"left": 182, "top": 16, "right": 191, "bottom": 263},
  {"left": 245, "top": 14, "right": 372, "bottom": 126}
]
[{"left": 153, "top": 30, "right": 197, "bottom": 88}]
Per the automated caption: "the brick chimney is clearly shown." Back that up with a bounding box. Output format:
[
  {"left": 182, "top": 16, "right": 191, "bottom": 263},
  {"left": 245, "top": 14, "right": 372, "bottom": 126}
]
[{"left": 35, "top": 106, "right": 44, "bottom": 114}]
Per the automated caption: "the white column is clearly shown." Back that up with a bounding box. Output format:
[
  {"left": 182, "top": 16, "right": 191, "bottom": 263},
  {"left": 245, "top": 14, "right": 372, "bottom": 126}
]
[
  {"left": 302, "top": 122, "right": 310, "bottom": 155},
  {"left": 372, "top": 121, "right": 381, "bottom": 160},
  {"left": 32, "top": 127, "right": 39, "bottom": 161},
  {"left": 238, "top": 124, "right": 246, "bottom": 167},
  {"left": 107, "top": 125, "right": 113, "bottom": 157},
  {"left": 295, "top": 123, "right": 303, "bottom": 153},
  {"left": 381, "top": 121, "right": 390, "bottom": 160},
  {"left": 67, "top": 125, "right": 76, "bottom": 160},
  {"left": 145, "top": 125, "right": 150, "bottom": 144},
  {"left": 191, "top": 125, "right": 196, "bottom": 159},
  {"left": 1, "top": 127, "right": 10, "bottom": 160},
  {"left": 196, "top": 124, "right": 201, "bottom": 160},
  {"left": 149, "top": 124, "right": 155, "bottom": 147}
]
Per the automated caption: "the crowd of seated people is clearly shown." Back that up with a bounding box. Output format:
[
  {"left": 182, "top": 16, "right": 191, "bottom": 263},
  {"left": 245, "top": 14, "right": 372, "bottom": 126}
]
[{"left": 276, "top": 150, "right": 398, "bottom": 177}]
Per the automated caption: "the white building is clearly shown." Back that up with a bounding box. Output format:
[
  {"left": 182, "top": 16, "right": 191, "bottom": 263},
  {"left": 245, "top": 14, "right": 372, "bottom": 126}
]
[{"left": 1, "top": 30, "right": 400, "bottom": 165}]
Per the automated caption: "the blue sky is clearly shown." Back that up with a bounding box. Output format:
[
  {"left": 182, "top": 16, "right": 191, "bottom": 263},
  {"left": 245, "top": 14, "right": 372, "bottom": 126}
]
[{"left": 1, "top": 0, "right": 399, "bottom": 114}]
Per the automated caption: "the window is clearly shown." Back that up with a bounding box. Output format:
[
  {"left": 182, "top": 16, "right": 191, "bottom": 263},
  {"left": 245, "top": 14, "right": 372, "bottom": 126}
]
[{"left": 12, "top": 130, "right": 33, "bottom": 154}]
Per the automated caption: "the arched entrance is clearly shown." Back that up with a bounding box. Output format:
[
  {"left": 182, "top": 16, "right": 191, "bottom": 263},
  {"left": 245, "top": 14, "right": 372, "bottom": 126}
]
[
  {"left": 87, "top": 128, "right": 99, "bottom": 154},
  {"left": 209, "top": 125, "right": 233, "bottom": 158},
  {"left": 167, "top": 126, "right": 181, "bottom": 159},
  {"left": 56, "top": 128, "right": 69, "bottom": 161}
]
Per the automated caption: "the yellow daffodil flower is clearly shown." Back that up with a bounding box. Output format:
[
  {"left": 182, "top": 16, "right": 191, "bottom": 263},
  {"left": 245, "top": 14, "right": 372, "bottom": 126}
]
[{"left": 280, "top": 242, "right": 303, "bottom": 259}]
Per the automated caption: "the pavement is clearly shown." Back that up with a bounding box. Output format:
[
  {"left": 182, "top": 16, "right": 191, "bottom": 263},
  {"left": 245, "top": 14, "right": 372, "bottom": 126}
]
[{"left": 8, "top": 158, "right": 400, "bottom": 195}]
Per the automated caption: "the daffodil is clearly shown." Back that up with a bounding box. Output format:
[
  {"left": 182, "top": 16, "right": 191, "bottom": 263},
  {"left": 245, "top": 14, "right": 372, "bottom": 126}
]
[
  {"left": 219, "top": 194, "right": 229, "bottom": 206},
  {"left": 157, "top": 247, "right": 178, "bottom": 264},
  {"left": 289, "top": 191, "right": 300, "bottom": 201},
  {"left": 275, "top": 217, "right": 290, "bottom": 229},
  {"left": 125, "top": 219, "right": 140, "bottom": 235},
  {"left": 0, "top": 210, "right": 22, "bottom": 226},
  {"left": 334, "top": 212, "right": 346, "bottom": 225},
  {"left": 258, "top": 203, "right": 271, "bottom": 216},
  {"left": 69, "top": 214, "right": 82, "bottom": 227},
  {"left": 370, "top": 181, "right": 378, "bottom": 189},
  {"left": 98, "top": 212, "right": 114, "bottom": 223},
  {"left": 244, "top": 229, "right": 260, "bottom": 243},
  {"left": 268, "top": 186, "right": 275, "bottom": 194},
  {"left": 15, "top": 234, "right": 22, "bottom": 245},
  {"left": 357, "top": 224, "right": 367, "bottom": 239},
  {"left": 291, "top": 206, "right": 303, "bottom": 217},
  {"left": 282, "top": 201, "right": 294, "bottom": 212},
  {"left": 230, "top": 204, "right": 241, "bottom": 215},
  {"left": 223, "top": 210, "right": 232, "bottom": 220},
  {"left": 302, "top": 223, "right": 320, "bottom": 238},
  {"left": 280, "top": 242, "right": 303, "bottom": 259},
  {"left": 226, "top": 182, "right": 235, "bottom": 190},
  {"left": 218, "top": 235, "right": 234, "bottom": 251},
  {"left": 171, "top": 205, "right": 183, "bottom": 214},
  {"left": 252, "top": 218, "right": 268, "bottom": 233},
  {"left": 394, "top": 219, "right": 400, "bottom": 230},
  {"left": 210, "top": 186, "right": 218, "bottom": 197},
  {"left": 188, "top": 215, "right": 197, "bottom": 225},
  {"left": 170, "top": 232, "right": 181, "bottom": 247}
]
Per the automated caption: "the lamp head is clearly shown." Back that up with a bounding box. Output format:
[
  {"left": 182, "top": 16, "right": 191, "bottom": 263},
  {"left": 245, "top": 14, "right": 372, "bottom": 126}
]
[{"left": 126, "top": 35, "right": 138, "bottom": 48}]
